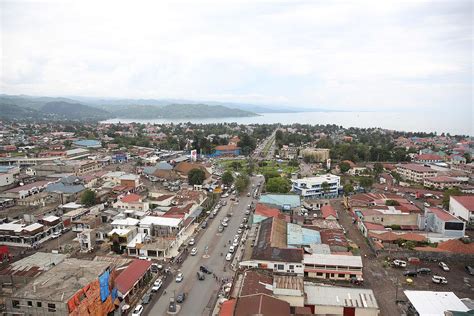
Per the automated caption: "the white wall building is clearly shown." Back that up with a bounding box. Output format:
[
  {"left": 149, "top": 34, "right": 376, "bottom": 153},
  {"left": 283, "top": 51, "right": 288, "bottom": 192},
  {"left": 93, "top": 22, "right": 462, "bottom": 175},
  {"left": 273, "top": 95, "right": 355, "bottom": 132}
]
[
  {"left": 291, "top": 174, "right": 341, "bottom": 199},
  {"left": 449, "top": 195, "right": 474, "bottom": 223}
]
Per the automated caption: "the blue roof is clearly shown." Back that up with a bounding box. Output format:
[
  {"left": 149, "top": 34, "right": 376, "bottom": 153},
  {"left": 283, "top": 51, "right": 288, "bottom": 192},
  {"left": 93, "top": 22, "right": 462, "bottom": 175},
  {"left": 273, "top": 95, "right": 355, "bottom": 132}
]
[
  {"left": 143, "top": 166, "right": 157, "bottom": 175},
  {"left": 259, "top": 194, "right": 300, "bottom": 209},
  {"left": 73, "top": 139, "right": 101, "bottom": 148},
  {"left": 46, "top": 182, "right": 85, "bottom": 194},
  {"left": 287, "top": 223, "right": 321, "bottom": 246},
  {"left": 156, "top": 161, "right": 173, "bottom": 170}
]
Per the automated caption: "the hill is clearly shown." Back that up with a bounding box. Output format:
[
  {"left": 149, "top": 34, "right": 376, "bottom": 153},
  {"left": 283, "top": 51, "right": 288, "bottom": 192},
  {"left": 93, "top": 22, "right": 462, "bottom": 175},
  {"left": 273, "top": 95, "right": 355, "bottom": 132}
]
[
  {"left": 0, "top": 104, "right": 48, "bottom": 120},
  {"left": 41, "top": 101, "right": 112, "bottom": 120}
]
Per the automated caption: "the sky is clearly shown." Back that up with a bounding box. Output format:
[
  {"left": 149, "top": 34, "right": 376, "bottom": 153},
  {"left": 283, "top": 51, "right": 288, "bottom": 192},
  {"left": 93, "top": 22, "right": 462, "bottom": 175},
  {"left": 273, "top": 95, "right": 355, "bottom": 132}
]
[{"left": 0, "top": 0, "right": 472, "bottom": 112}]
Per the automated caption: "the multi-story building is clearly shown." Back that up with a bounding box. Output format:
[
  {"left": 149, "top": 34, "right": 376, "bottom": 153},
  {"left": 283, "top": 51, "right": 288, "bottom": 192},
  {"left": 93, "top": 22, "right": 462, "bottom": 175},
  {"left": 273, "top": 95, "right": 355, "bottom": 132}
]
[
  {"left": 280, "top": 145, "right": 298, "bottom": 160},
  {"left": 424, "top": 207, "right": 465, "bottom": 238},
  {"left": 300, "top": 148, "right": 330, "bottom": 162},
  {"left": 33, "top": 160, "right": 100, "bottom": 176},
  {"left": 396, "top": 163, "right": 437, "bottom": 183},
  {"left": 291, "top": 175, "right": 341, "bottom": 199},
  {"left": 423, "top": 176, "right": 464, "bottom": 189},
  {"left": 303, "top": 254, "right": 363, "bottom": 281}
]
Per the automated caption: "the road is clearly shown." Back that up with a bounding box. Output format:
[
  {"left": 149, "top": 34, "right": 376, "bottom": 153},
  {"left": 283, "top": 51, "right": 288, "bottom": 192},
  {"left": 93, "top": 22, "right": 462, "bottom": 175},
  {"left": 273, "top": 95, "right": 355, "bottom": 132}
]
[
  {"left": 146, "top": 176, "right": 262, "bottom": 316},
  {"left": 252, "top": 130, "right": 276, "bottom": 160}
]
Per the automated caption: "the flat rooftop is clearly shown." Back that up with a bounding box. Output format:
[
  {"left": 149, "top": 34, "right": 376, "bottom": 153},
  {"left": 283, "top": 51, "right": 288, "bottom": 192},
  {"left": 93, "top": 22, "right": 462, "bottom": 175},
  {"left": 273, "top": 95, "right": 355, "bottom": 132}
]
[
  {"left": 404, "top": 290, "right": 469, "bottom": 315},
  {"left": 305, "top": 283, "right": 379, "bottom": 309},
  {"left": 11, "top": 258, "right": 110, "bottom": 303}
]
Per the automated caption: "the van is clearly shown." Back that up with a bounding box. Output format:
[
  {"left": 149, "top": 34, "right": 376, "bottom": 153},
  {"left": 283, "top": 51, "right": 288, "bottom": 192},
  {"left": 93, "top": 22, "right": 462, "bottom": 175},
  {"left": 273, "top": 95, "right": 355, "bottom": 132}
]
[{"left": 197, "top": 271, "right": 205, "bottom": 280}]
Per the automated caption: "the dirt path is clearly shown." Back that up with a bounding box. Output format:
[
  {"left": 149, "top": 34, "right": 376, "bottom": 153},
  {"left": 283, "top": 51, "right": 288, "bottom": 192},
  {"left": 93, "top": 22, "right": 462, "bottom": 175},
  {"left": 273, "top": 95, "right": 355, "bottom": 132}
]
[{"left": 335, "top": 200, "right": 401, "bottom": 316}]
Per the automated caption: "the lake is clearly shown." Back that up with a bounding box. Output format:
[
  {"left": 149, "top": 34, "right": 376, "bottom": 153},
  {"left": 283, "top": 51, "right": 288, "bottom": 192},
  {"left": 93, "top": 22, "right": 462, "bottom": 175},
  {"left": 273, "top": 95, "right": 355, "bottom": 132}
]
[{"left": 102, "top": 110, "right": 473, "bottom": 136}]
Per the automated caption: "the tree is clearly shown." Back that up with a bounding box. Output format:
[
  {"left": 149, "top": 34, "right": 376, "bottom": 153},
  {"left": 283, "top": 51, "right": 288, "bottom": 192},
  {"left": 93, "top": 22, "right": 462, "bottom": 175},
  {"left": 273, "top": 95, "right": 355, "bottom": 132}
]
[
  {"left": 288, "top": 160, "right": 299, "bottom": 167},
  {"left": 321, "top": 181, "right": 331, "bottom": 195},
  {"left": 463, "top": 152, "right": 472, "bottom": 163},
  {"left": 339, "top": 161, "right": 351, "bottom": 173},
  {"left": 373, "top": 162, "right": 384, "bottom": 175},
  {"left": 266, "top": 177, "right": 291, "bottom": 193},
  {"left": 385, "top": 199, "right": 400, "bottom": 206},
  {"left": 247, "top": 159, "right": 255, "bottom": 175},
  {"left": 188, "top": 168, "right": 206, "bottom": 185},
  {"left": 222, "top": 171, "right": 234, "bottom": 186},
  {"left": 230, "top": 161, "right": 242, "bottom": 171},
  {"left": 263, "top": 170, "right": 280, "bottom": 182},
  {"left": 359, "top": 177, "right": 374, "bottom": 190},
  {"left": 81, "top": 189, "right": 96, "bottom": 207},
  {"left": 442, "top": 187, "right": 462, "bottom": 209},
  {"left": 235, "top": 174, "right": 250, "bottom": 193},
  {"left": 343, "top": 183, "right": 354, "bottom": 195},
  {"left": 63, "top": 140, "right": 73, "bottom": 149}
]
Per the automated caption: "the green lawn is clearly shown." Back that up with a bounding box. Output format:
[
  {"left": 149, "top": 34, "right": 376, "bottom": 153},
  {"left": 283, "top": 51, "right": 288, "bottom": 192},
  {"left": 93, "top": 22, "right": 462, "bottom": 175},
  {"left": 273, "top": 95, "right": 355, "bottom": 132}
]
[{"left": 218, "top": 158, "right": 299, "bottom": 176}]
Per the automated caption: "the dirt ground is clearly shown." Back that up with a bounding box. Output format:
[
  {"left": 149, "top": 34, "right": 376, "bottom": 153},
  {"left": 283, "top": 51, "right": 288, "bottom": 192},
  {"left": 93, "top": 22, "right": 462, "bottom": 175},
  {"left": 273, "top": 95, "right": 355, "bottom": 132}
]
[{"left": 335, "top": 199, "right": 474, "bottom": 315}]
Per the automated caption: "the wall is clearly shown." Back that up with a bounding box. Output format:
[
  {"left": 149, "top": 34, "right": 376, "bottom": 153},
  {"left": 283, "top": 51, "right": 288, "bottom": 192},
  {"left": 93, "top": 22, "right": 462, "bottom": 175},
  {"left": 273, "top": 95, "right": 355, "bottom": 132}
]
[
  {"left": 363, "top": 213, "right": 418, "bottom": 227},
  {"left": 6, "top": 298, "right": 68, "bottom": 316}
]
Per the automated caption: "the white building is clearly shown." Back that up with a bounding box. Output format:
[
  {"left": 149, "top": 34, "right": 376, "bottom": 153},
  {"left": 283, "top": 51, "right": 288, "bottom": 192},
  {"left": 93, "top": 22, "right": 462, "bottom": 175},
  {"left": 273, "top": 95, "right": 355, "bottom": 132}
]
[
  {"left": 404, "top": 290, "right": 469, "bottom": 316},
  {"left": 303, "top": 254, "right": 363, "bottom": 281},
  {"left": 291, "top": 174, "right": 341, "bottom": 199},
  {"left": 449, "top": 195, "right": 474, "bottom": 224}
]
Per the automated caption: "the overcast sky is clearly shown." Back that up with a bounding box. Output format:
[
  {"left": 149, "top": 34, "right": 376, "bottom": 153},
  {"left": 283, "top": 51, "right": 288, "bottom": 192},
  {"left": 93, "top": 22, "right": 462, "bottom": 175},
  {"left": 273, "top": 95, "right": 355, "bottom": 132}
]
[{"left": 1, "top": 0, "right": 472, "bottom": 111}]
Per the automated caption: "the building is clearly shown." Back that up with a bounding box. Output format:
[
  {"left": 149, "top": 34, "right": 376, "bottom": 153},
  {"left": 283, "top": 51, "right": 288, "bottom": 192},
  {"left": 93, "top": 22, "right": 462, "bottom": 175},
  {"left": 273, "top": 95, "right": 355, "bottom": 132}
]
[
  {"left": 355, "top": 207, "right": 419, "bottom": 228},
  {"left": 259, "top": 194, "right": 301, "bottom": 211},
  {"left": 33, "top": 160, "right": 100, "bottom": 176},
  {"left": 396, "top": 164, "right": 437, "bottom": 183},
  {"left": 212, "top": 145, "right": 241, "bottom": 157},
  {"left": 239, "top": 217, "right": 304, "bottom": 275},
  {"left": 115, "top": 259, "right": 152, "bottom": 302},
  {"left": 233, "top": 294, "right": 291, "bottom": 316},
  {"left": 320, "top": 204, "right": 338, "bottom": 220},
  {"left": 414, "top": 154, "right": 443, "bottom": 163},
  {"left": 424, "top": 176, "right": 464, "bottom": 189},
  {"left": 280, "top": 145, "right": 298, "bottom": 160},
  {"left": 113, "top": 194, "right": 149, "bottom": 212},
  {"left": 4, "top": 258, "right": 114, "bottom": 316},
  {"left": 300, "top": 148, "right": 330, "bottom": 162},
  {"left": 305, "top": 283, "right": 380, "bottom": 316},
  {"left": 424, "top": 207, "right": 465, "bottom": 238},
  {"left": 0, "top": 222, "right": 52, "bottom": 247},
  {"left": 449, "top": 195, "right": 474, "bottom": 223},
  {"left": 0, "top": 165, "right": 19, "bottom": 187},
  {"left": 291, "top": 174, "right": 341, "bottom": 199},
  {"left": 72, "top": 139, "right": 102, "bottom": 148},
  {"left": 0, "top": 180, "right": 50, "bottom": 200},
  {"left": 404, "top": 290, "right": 470, "bottom": 316},
  {"left": 303, "top": 254, "right": 363, "bottom": 281}
]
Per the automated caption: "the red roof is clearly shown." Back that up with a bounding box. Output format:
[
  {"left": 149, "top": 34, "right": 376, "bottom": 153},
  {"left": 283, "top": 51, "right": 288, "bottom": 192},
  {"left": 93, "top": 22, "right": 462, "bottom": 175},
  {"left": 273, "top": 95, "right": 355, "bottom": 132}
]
[
  {"left": 436, "top": 239, "right": 474, "bottom": 254},
  {"left": 415, "top": 154, "right": 442, "bottom": 161},
  {"left": 115, "top": 259, "right": 151, "bottom": 295},
  {"left": 363, "top": 221, "right": 386, "bottom": 231},
  {"left": 451, "top": 196, "right": 474, "bottom": 211},
  {"left": 120, "top": 194, "right": 141, "bottom": 203},
  {"left": 321, "top": 205, "right": 337, "bottom": 219},
  {"left": 427, "top": 207, "right": 458, "bottom": 222},
  {"left": 215, "top": 145, "right": 240, "bottom": 151},
  {"left": 255, "top": 203, "right": 281, "bottom": 218},
  {"left": 219, "top": 299, "right": 236, "bottom": 316},
  {"left": 397, "top": 163, "right": 435, "bottom": 173}
]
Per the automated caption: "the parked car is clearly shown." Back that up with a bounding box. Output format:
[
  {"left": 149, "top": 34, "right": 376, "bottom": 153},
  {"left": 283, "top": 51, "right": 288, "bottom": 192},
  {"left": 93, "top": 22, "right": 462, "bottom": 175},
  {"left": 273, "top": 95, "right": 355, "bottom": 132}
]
[
  {"left": 245, "top": 210, "right": 250, "bottom": 215},
  {"left": 432, "top": 275, "right": 448, "bottom": 284},
  {"left": 237, "top": 228, "right": 243, "bottom": 234},
  {"left": 132, "top": 305, "right": 144, "bottom": 316},
  {"left": 151, "top": 263, "right": 163, "bottom": 273},
  {"left": 218, "top": 225, "right": 224, "bottom": 233},
  {"left": 403, "top": 270, "right": 418, "bottom": 277},
  {"left": 175, "top": 273, "right": 184, "bottom": 282},
  {"left": 51, "top": 232, "right": 61, "bottom": 239},
  {"left": 190, "top": 248, "right": 198, "bottom": 256},
  {"left": 393, "top": 260, "right": 407, "bottom": 268},
  {"left": 465, "top": 265, "right": 474, "bottom": 275},
  {"left": 176, "top": 292, "right": 186, "bottom": 303},
  {"left": 188, "top": 238, "right": 195, "bottom": 246},
  {"left": 138, "top": 256, "right": 151, "bottom": 261},
  {"left": 201, "top": 221, "right": 208, "bottom": 229},
  {"left": 229, "top": 246, "right": 235, "bottom": 253},
  {"left": 226, "top": 253, "right": 232, "bottom": 261},
  {"left": 142, "top": 293, "right": 152, "bottom": 305},
  {"left": 439, "top": 262, "right": 450, "bottom": 271},
  {"left": 416, "top": 267, "right": 431, "bottom": 275},
  {"left": 200, "top": 265, "right": 212, "bottom": 274},
  {"left": 151, "top": 278, "right": 163, "bottom": 292},
  {"left": 221, "top": 221, "right": 228, "bottom": 227}
]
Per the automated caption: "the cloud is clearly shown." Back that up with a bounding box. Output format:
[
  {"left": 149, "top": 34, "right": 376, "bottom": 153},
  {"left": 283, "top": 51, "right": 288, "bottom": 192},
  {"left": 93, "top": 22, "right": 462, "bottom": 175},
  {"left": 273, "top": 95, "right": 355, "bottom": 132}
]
[{"left": 0, "top": 0, "right": 472, "bottom": 111}]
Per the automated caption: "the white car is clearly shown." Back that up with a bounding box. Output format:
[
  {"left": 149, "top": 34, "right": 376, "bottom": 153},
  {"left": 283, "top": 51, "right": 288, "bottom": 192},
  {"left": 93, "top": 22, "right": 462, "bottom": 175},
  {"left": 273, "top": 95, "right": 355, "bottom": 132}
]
[
  {"left": 190, "top": 247, "right": 198, "bottom": 256},
  {"left": 245, "top": 210, "right": 250, "bottom": 215},
  {"left": 151, "top": 278, "right": 163, "bottom": 292},
  {"left": 226, "top": 253, "right": 232, "bottom": 261},
  {"left": 432, "top": 275, "right": 448, "bottom": 284},
  {"left": 51, "top": 232, "right": 61, "bottom": 239},
  {"left": 232, "top": 240, "right": 239, "bottom": 247},
  {"left": 175, "top": 273, "right": 184, "bottom": 282},
  {"left": 188, "top": 238, "right": 195, "bottom": 246},
  {"left": 237, "top": 228, "right": 243, "bottom": 234},
  {"left": 221, "top": 221, "right": 228, "bottom": 227},
  {"left": 223, "top": 217, "right": 229, "bottom": 222},
  {"left": 393, "top": 260, "right": 407, "bottom": 268},
  {"left": 138, "top": 256, "right": 151, "bottom": 261},
  {"left": 229, "top": 246, "right": 235, "bottom": 253},
  {"left": 439, "top": 262, "right": 450, "bottom": 271},
  {"left": 132, "top": 304, "right": 144, "bottom": 316}
]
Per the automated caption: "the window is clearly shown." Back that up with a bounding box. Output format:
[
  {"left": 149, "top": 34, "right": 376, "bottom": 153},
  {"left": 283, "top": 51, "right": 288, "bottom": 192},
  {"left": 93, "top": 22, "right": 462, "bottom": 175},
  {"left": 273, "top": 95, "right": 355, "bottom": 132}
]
[
  {"left": 12, "top": 300, "right": 20, "bottom": 309},
  {"left": 316, "top": 272, "right": 323, "bottom": 276},
  {"left": 37, "top": 302, "right": 42, "bottom": 308},
  {"left": 48, "top": 303, "right": 56, "bottom": 312},
  {"left": 27, "top": 301, "right": 32, "bottom": 307},
  {"left": 289, "top": 265, "right": 294, "bottom": 270},
  {"left": 277, "top": 264, "right": 284, "bottom": 270},
  {"left": 338, "top": 274, "right": 345, "bottom": 278}
]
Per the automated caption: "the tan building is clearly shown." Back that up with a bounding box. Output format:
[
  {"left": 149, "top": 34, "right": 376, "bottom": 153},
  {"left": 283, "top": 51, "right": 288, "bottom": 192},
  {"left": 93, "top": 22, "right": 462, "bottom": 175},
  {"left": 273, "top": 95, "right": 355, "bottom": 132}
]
[
  {"left": 34, "top": 160, "right": 100, "bottom": 177},
  {"left": 301, "top": 148, "right": 330, "bottom": 162},
  {"left": 424, "top": 176, "right": 464, "bottom": 189},
  {"left": 396, "top": 163, "right": 437, "bottom": 183}
]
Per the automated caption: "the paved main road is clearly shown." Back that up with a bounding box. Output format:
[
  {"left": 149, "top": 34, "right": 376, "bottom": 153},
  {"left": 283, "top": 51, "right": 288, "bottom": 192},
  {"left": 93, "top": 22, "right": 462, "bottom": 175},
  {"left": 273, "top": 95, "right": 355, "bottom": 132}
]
[{"left": 146, "top": 176, "right": 262, "bottom": 316}]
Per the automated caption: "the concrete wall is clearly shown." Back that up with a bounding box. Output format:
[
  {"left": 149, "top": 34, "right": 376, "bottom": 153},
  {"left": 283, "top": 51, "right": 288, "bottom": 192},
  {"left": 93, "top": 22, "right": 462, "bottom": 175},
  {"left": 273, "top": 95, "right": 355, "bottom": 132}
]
[
  {"left": 6, "top": 298, "right": 68, "bottom": 316},
  {"left": 363, "top": 213, "right": 419, "bottom": 227}
]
